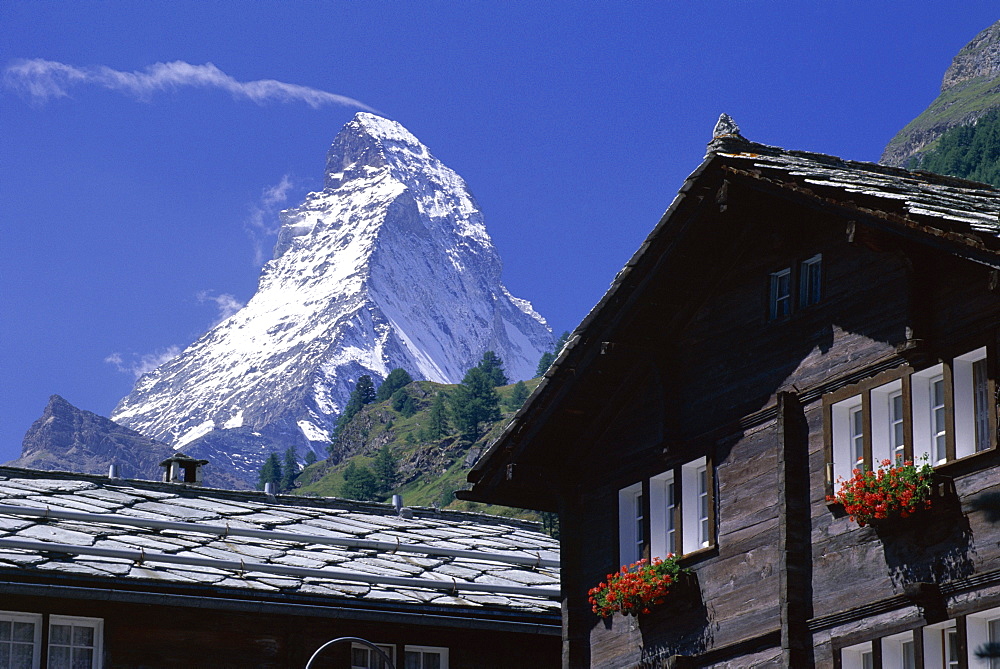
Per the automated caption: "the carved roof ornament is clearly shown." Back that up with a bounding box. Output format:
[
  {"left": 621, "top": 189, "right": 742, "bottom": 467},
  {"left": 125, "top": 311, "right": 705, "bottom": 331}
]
[
  {"left": 713, "top": 113, "right": 741, "bottom": 139},
  {"left": 707, "top": 113, "right": 754, "bottom": 156}
]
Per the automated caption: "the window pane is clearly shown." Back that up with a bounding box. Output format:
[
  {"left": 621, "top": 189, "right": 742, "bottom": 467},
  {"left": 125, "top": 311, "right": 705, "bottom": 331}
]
[
  {"left": 974, "top": 358, "right": 991, "bottom": 451},
  {"left": 71, "top": 647, "right": 92, "bottom": 669},
  {"left": 990, "top": 619, "right": 1000, "bottom": 669},
  {"left": 946, "top": 628, "right": 959, "bottom": 668},
  {"left": 12, "top": 642, "right": 35, "bottom": 669},
  {"left": 861, "top": 651, "right": 873, "bottom": 669},
  {"left": 405, "top": 651, "right": 420, "bottom": 669},
  {"left": 665, "top": 481, "right": 676, "bottom": 554},
  {"left": 698, "top": 467, "right": 709, "bottom": 547},
  {"left": 10, "top": 624, "right": 33, "bottom": 645},
  {"left": 800, "top": 255, "right": 822, "bottom": 307},
  {"left": 352, "top": 647, "right": 369, "bottom": 668},
  {"left": 851, "top": 406, "right": 865, "bottom": 469},
  {"left": 0, "top": 621, "right": 11, "bottom": 642},
  {"left": 932, "top": 377, "right": 947, "bottom": 462},
  {"left": 48, "top": 644, "right": 71, "bottom": 668},
  {"left": 423, "top": 652, "right": 441, "bottom": 669},
  {"left": 770, "top": 269, "right": 791, "bottom": 319},
  {"left": 49, "top": 625, "right": 71, "bottom": 646},
  {"left": 71, "top": 627, "right": 93, "bottom": 648},
  {"left": 901, "top": 640, "right": 915, "bottom": 669}
]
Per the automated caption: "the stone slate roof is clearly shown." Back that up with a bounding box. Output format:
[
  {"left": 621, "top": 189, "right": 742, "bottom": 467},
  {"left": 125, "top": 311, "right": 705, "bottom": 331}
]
[
  {"left": 0, "top": 466, "right": 559, "bottom": 620},
  {"left": 708, "top": 128, "right": 1000, "bottom": 244}
]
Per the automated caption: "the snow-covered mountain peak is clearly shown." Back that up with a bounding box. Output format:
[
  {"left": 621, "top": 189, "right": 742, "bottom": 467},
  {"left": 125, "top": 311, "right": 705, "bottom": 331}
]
[{"left": 111, "top": 114, "right": 554, "bottom": 488}]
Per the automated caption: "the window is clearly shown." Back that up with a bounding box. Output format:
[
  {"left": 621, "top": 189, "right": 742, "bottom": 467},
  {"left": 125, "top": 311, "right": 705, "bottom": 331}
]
[
  {"left": 403, "top": 645, "right": 447, "bottom": 669},
  {"left": 799, "top": 253, "right": 822, "bottom": 307},
  {"left": 0, "top": 611, "right": 41, "bottom": 669},
  {"left": 827, "top": 347, "right": 995, "bottom": 493},
  {"left": 954, "top": 347, "right": 991, "bottom": 457},
  {"left": 881, "top": 631, "right": 917, "bottom": 669},
  {"left": 769, "top": 268, "right": 792, "bottom": 320},
  {"left": 351, "top": 643, "right": 395, "bottom": 669},
  {"left": 625, "top": 456, "right": 713, "bottom": 562},
  {"left": 47, "top": 616, "right": 102, "bottom": 669},
  {"left": 841, "top": 641, "right": 873, "bottom": 669},
  {"left": 966, "top": 605, "right": 1000, "bottom": 668},
  {"left": 768, "top": 254, "right": 823, "bottom": 320},
  {"left": 831, "top": 395, "right": 865, "bottom": 485},
  {"left": 923, "top": 620, "right": 958, "bottom": 669},
  {"left": 618, "top": 482, "right": 644, "bottom": 565}
]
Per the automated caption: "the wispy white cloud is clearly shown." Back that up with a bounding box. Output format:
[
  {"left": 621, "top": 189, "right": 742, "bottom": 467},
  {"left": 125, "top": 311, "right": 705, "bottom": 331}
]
[
  {"left": 4, "top": 59, "right": 374, "bottom": 110},
  {"left": 105, "top": 346, "right": 182, "bottom": 379},
  {"left": 247, "top": 174, "right": 296, "bottom": 266},
  {"left": 197, "top": 290, "right": 244, "bottom": 326}
]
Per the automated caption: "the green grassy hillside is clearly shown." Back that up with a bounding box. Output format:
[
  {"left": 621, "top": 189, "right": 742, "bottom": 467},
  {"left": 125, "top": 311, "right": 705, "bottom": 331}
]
[{"left": 291, "top": 379, "right": 545, "bottom": 523}]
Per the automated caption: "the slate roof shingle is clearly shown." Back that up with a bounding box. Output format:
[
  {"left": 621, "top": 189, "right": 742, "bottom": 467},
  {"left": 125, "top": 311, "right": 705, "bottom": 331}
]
[{"left": 0, "top": 467, "right": 559, "bottom": 614}]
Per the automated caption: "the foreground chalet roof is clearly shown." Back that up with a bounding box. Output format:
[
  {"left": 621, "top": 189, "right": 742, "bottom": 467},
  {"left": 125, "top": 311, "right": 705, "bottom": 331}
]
[
  {"left": 0, "top": 466, "right": 559, "bottom": 632},
  {"left": 462, "top": 114, "right": 1000, "bottom": 510}
]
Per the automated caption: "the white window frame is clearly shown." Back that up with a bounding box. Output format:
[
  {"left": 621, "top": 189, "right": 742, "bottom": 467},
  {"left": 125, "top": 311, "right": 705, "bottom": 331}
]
[
  {"left": 911, "top": 363, "right": 947, "bottom": 464},
  {"left": 47, "top": 615, "right": 103, "bottom": 669},
  {"left": 403, "top": 645, "right": 448, "bottom": 669},
  {"left": 841, "top": 640, "right": 873, "bottom": 669},
  {"left": 871, "top": 379, "right": 904, "bottom": 467},
  {"left": 649, "top": 470, "right": 676, "bottom": 559},
  {"left": 681, "top": 457, "right": 710, "bottom": 553},
  {"left": 799, "top": 253, "right": 822, "bottom": 307},
  {"left": 769, "top": 267, "right": 792, "bottom": 320},
  {"left": 0, "top": 610, "right": 42, "bottom": 669},
  {"left": 967, "top": 605, "right": 1000, "bottom": 668},
  {"left": 954, "top": 347, "right": 990, "bottom": 458},
  {"left": 881, "top": 630, "right": 917, "bottom": 669},
  {"left": 831, "top": 394, "right": 865, "bottom": 485},
  {"left": 618, "top": 482, "right": 644, "bottom": 566},
  {"left": 923, "top": 619, "right": 958, "bottom": 669}
]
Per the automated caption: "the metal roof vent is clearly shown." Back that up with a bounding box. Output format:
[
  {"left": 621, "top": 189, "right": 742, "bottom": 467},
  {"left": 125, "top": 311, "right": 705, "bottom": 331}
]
[{"left": 159, "top": 453, "right": 209, "bottom": 486}]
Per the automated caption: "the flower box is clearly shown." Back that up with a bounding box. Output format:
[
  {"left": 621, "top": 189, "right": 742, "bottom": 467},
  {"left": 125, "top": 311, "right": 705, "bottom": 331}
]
[
  {"left": 588, "top": 555, "right": 689, "bottom": 618},
  {"left": 827, "top": 459, "right": 936, "bottom": 528}
]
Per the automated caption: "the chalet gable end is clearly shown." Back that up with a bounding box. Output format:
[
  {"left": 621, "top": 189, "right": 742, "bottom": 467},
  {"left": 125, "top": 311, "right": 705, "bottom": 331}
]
[{"left": 463, "top": 116, "right": 1000, "bottom": 668}]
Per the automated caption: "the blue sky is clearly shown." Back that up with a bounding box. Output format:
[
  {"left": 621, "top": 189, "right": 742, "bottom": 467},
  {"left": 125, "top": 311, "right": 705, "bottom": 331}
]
[{"left": 1, "top": 2, "right": 997, "bottom": 462}]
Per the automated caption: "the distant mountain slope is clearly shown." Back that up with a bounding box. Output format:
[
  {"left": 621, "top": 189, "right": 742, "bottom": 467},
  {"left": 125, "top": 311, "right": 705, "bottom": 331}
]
[
  {"left": 912, "top": 107, "right": 1000, "bottom": 186},
  {"left": 292, "top": 379, "right": 543, "bottom": 522},
  {"left": 111, "top": 113, "right": 554, "bottom": 488},
  {"left": 9, "top": 395, "right": 172, "bottom": 481},
  {"left": 882, "top": 20, "right": 1000, "bottom": 168}
]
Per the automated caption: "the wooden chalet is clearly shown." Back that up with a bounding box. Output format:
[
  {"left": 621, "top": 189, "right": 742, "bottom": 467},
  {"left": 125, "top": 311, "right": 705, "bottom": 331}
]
[
  {"left": 460, "top": 115, "right": 1000, "bottom": 667},
  {"left": 0, "top": 464, "right": 560, "bottom": 668}
]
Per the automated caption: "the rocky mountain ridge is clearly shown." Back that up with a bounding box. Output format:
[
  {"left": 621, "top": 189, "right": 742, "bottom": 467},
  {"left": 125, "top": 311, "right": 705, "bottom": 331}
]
[{"left": 882, "top": 20, "right": 1000, "bottom": 167}]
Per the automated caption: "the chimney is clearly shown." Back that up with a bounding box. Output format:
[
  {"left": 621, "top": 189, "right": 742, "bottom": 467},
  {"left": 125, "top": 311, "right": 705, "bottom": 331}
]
[
  {"left": 108, "top": 464, "right": 120, "bottom": 479},
  {"left": 159, "top": 453, "right": 209, "bottom": 486}
]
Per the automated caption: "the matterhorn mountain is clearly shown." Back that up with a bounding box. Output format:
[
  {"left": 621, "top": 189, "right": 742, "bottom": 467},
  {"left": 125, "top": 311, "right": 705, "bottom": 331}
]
[{"left": 111, "top": 113, "right": 554, "bottom": 487}]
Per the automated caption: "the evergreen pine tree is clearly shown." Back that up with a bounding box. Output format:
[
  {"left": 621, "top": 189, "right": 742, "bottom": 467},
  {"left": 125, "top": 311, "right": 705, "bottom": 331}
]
[
  {"left": 280, "top": 447, "right": 298, "bottom": 492},
  {"left": 304, "top": 450, "right": 318, "bottom": 466},
  {"left": 373, "top": 446, "right": 399, "bottom": 496},
  {"left": 536, "top": 331, "right": 571, "bottom": 376},
  {"left": 450, "top": 366, "right": 501, "bottom": 439},
  {"left": 535, "top": 351, "right": 555, "bottom": 377},
  {"left": 376, "top": 368, "right": 413, "bottom": 402},
  {"left": 328, "top": 375, "right": 378, "bottom": 457},
  {"left": 257, "top": 453, "right": 282, "bottom": 491},
  {"left": 341, "top": 461, "right": 379, "bottom": 501},
  {"left": 506, "top": 380, "right": 530, "bottom": 411},
  {"left": 476, "top": 351, "right": 508, "bottom": 387},
  {"left": 391, "top": 388, "right": 417, "bottom": 417},
  {"left": 426, "top": 391, "right": 449, "bottom": 439}
]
